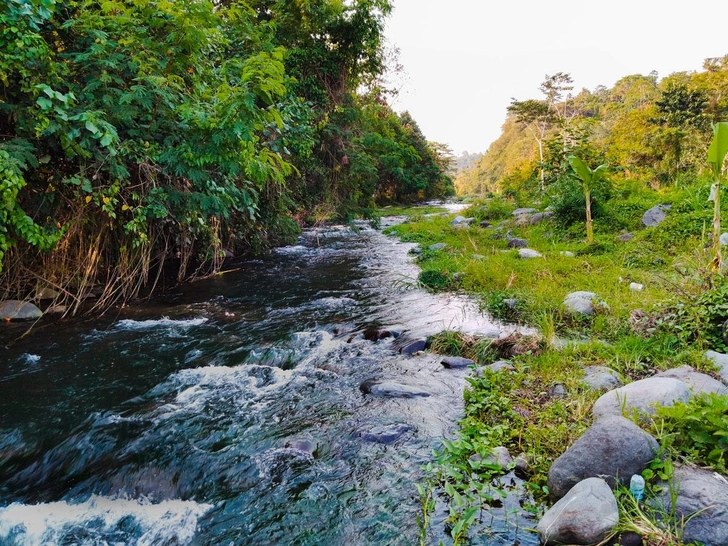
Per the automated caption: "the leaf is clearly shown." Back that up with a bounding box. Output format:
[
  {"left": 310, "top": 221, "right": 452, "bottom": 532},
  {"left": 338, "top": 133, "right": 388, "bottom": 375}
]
[
  {"left": 708, "top": 122, "right": 728, "bottom": 178},
  {"left": 36, "top": 97, "right": 52, "bottom": 110},
  {"left": 85, "top": 120, "right": 100, "bottom": 135},
  {"left": 567, "top": 155, "right": 591, "bottom": 185},
  {"left": 100, "top": 133, "right": 114, "bottom": 147}
]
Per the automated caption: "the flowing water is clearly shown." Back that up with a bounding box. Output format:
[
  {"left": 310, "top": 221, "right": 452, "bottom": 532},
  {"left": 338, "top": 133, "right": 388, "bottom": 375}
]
[{"left": 0, "top": 212, "right": 540, "bottom": 545}]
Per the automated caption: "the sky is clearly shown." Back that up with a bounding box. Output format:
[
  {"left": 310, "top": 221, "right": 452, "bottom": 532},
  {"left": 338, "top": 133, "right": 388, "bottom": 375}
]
[{"left": 383, "top": 0, "right": 728, "bottom": 156}]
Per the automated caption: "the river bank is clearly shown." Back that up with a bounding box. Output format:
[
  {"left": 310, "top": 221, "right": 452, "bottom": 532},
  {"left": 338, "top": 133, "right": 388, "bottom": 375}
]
[{"left": 384, "top": 196, "right": 728, "bottom": 545}]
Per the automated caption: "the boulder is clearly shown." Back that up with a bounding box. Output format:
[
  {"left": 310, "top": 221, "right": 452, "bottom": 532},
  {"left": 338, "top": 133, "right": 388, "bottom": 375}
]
[
  {"left": 397, "top": 338, "right": 428, "bottom": 355},
  {"left": 530, "top": 212, "right": 554, "bottom": 224},
  {"left": 518, "top": 248, "right": 543, "bottom": 259},
  {"left": 512, "top": 208, "right": 537, "bottom": 217},
  {"left": 359, "top": 423, "right": 413, "bottom": 444},
  {"left": 721, "top": 232, "right": 728, "bottom": 246},
  {"left": 705, "top": 350, "right": 728, "bottom": 384},
  {"left": 0, "top": 300, "right": 43, "bottom": 321},
  {"left": 450, "top": 216, "right": 474, "bottom": 226},
  {"left": 360, "top": 380, "right": 430, "bottom": 398},
  {"left": 592, "top": 377, "right": 691, "bottom": 418},
  {"left": 547, "top": 415, "right": 659, "bottom": 501},
  {"left": 537, "top": 477, "right": 618, "bottom": 545},
  {"left": 563, "top": 291, "right": 604, "bottom": 316},
  {"left": 34, "top": 286, "right": 60, "bottom": 300},
  {"left": 507, "top": 237, "right": 528, "bottom": 249},
  {"left": 653, "top": 465, "right": 728, "bottom": 546},
  {"left": 641, "top": 204, "right": 671, "bottom": 227},
  {"left": 485, "top": 446, "right": 513, "bottom": 470},
  {"left": 441, "top": 356, "right": 475, "bottom": 369},
  {"left": 582, "top": 366, "right": 623, "bottom": 391},
  {"left": 485, "top": 360, "right": 514, "bottom": 373},
  {"left": 655, "top": 365, "right": 728, "bottom": 396}
]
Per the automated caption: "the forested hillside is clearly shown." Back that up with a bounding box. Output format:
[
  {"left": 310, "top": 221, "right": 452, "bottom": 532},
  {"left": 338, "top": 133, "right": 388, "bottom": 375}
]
[
  {"left": 0, "top": 0, "right": 453, "bottom": 313},
  {"left": 456, "top": 60, "right": 728, "bottom": 195}
]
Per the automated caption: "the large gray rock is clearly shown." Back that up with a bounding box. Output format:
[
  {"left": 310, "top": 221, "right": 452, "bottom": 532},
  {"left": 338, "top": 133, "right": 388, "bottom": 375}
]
[
  {"left": 512, "top": 208, "right": 537, "bottom": 217},
  {"left": 563, "top": 291, "right": 604, "bottom": 316},
  {"left": 655, "top": 365, "right": 728, "bottom": 396},
  {"left": 530, "top": 212, "right": 554, "bottom": 225},
  {"left": 705, "top": 350, "right": 728, "bottom": 384},
  {"left": 507, "top": 237, "right": 528, "bottom": 249},
  {"left": 548, "top": 415, "right": 659, "bottom": 501},
  {"left": 641, "top": 204, "right": 671, "bottom": 227},
  {"left": 0, "top": 300, "right": 43, "bottom": 321},
  {"left": 592, "top": 377, "right": 691, "bottom": 418},
  {"left": 548, "top": 416, "right": 659, "bottom": 500},
  {"left": 360, "top": 380, "right": 430, "bottom": 398},
  {"left": 537, "top": 477, "right": 618, "bottom": 545},
  {"left": 582, "top": 366, "right": 623, "bottom": 391},
  {"left": 450, "top": 216, "right": 474, "bottom": 226},
  {"left": 518, "top": 248, "right": 543, "bottom": 259},
  {"left": 359, "top": 423, "right": 413, "bottom": 444},
  {"left": 653, "top": 466, "right": 728, "bottom": 546}
]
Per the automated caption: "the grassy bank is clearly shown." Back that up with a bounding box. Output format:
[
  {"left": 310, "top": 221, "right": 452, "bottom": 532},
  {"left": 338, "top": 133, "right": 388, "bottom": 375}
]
[{"left": 385, "top": 186, "right": 728, "bottom": 544}]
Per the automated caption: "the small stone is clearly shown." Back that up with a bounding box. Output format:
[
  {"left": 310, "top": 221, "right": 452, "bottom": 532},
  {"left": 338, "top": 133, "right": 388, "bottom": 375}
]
[
  {"left": 563, "top": 291, "right": 604, "bottom": 316},
  {"left": 518, "top": 248, "right": 543, "bottom": 259},
  {"left": 486, "top": 360, "right": 514, "bottom": 372},
  {"left": 559, "top": 251, "right": 575, "bottom": 257},
  {"left": 484, "top": 446, "right": 513, "bottom": 470},
  {"left": 450, "top": 216, "right": 474, "bottom": 226},
  {"left": 472, "top": 254, "right": 486, "bottom": 260},
  {"left": 548, "top": 383, "right": 567, "bottom": 398},
  {"left": 618, "top": 233, "right": 635, "bottom": 242},
  {"left": 479, "top": 221, "right": 492, "bottom": 228},
  {"left": 530, "top": 212, "right": 554, "bottom": 224},
  {"left": 428, "top": 243, "right": 447, "bottom": 251},
  {"left": 441, "top": 356, "right": 475, "bottom": 369},
  {"left": 512, "top": 208, "right": 536, "bottom": 217},
  {"left": 34, "top": 286, "right": 60, "bottom": 300},
  {"left": 507, "top": 237, "right": 528, "bottom": 248},
  {"left": 582, "top": 366, "right": 623, "bottom": 391},
  {"left": 503, "top": 298, "right": 518, "bottom": 309},
  {"left": 641, "top": 205, "right": 670, "bottom": 227},
  {"left": 629, "top": 282, "right": 644, "bottom": 291},
  {"left": 721, "top": 232, "right": 728, "bottom": 246}
]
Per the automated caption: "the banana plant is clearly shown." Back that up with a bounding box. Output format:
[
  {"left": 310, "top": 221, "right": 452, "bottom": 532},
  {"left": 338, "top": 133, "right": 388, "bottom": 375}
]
[
  {"left": 708, "top": 122, "right": 728, "bottom": 272},
  {"left": 567, "top": 155, "right": 610, "bottom": 244}
]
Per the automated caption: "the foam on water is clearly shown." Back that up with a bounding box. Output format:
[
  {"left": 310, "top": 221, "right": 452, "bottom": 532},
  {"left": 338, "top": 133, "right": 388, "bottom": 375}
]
[
  {"left": 113, "top": 317, "right": 208, "bottom": 330},
  {"left": 0, "top": 495, "right": 213, "bottom": 546},
  {"left": 20, "top": 354, "right": 40, "bottom": 365}
]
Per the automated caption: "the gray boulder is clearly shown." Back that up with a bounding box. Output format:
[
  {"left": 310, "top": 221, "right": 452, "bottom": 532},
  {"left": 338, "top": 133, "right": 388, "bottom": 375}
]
[
  {"left": 655, "top": 365, "right": 728, "bottom": 396},
  {"left": 360, "top": 380, "right": 430, "bottom": 398},
  {"left": 653, "top": 465, "right": 728, "bottom": 546},
  {"left": 450, "top": 216, "right": 474, "bottom": 226},
  {"left": 512, "top": 208, "right": 537, "bottom": 217},
  {"left": 582, "top": 366, "right": 623, "bottom": 391},
  {"left": 485, "top": 446, "right": 513, "bottom": 470},
  {"left": 530, "top": 211, "right": 554, "bottom": 225},
  {"left": 486, "top": 360, "right": 514, "bottom": 372},
  {"left": 34, "top": 286, "right": 60, "bottom": 300},
  {"left": 0, "top": 300, "right": 43, "bottom": 321},
  {"left": 518, "top": 248, "right": 543, "bottom": 259},
  {"left": 507, "top": 237, "right": 528, "bottom": 249},
  {"left": 441, "top": 356, "right": 475, "bottom": 369},
  {"left": 721, "top": 232, "right": 728, "bottom": 246},
  {"left": 537, "top": 477, "right": 618, "bottom": 545},
  {"left": 641, "top": 204, "right": 671, "bottom": 227},
  {"left": 396, "top": 338, "right": 428, "bottom": 355},
  {"left": 548, "top": 415, "right": 659, "bottom": 501},
  {"left": 563, "top": 291, "right": 604, "bottom": 316},
  {"left": 592, "top": 377, "right": 691, "bottom": 418},
  {"left": 705, "top": 350, "right": 728, "bottom": 384}
]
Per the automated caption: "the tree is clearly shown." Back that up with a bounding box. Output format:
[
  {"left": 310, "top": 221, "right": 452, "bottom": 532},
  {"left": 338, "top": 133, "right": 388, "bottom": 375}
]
[{"left": 567, "top": 156, "right": 610, "bottom": 243}]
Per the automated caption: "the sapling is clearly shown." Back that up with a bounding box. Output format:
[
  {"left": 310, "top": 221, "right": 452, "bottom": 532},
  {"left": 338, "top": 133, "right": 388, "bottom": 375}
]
[
  {"left": 707, "top": 121, "right": 728, "bottom": 272},
  {"left": 567, "top": 155, "right": 609, "bottom": 244}
]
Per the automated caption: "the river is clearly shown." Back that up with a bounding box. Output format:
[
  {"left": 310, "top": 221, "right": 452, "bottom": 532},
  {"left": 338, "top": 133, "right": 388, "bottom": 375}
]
[{"left": 0, "top": 211, "right": 539, "bottom": 545}]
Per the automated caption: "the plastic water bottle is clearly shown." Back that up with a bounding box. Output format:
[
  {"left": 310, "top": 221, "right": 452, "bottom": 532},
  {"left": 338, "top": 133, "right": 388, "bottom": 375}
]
[{"left": 629, "top": 474, "right": 645, "bottom": 501}]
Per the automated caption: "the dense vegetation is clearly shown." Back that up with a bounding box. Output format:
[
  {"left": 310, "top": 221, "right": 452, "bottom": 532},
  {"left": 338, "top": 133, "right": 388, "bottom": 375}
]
[{"left": 0, "top": 0, "right": 452, "bottom": 313}]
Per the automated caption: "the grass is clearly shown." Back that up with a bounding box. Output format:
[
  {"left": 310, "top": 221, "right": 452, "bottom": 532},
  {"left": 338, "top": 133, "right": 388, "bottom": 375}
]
[{"left": 391, "top": 185, "right": 728, "bottom": 545}]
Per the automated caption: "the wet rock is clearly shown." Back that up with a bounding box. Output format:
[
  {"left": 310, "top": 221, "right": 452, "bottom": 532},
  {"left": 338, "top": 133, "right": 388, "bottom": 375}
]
[
  {"left": 629, "top": 282, "right": 644, "bottom": 291},
  {"left": 548, "top": 383, "right": 567, "bottom": 398},
  {"left": 363, "top": 328, "right": 393, "bottom": 342},
  {"left": 485, "top": 446, "right": 513, "bottom": 470},
  {"left": 548, "top": 415, "right": 659, "bottom": 501},
  {"left": 655, "top": 365, "right": 728, "bottom": 396},
  {"left": 641, "top": 204, "right": 671, "bottom": 227},
  {"left": 653, "top": 465, "right": 728, "bottom": 546},
  {"left": 705, "top": 350, "right": 728, "bottom": 384},
  {"left": 441, "top": 356, "right": 475, "bottom": 369},
  {"left": 34, "top": 286, "right": 60, "bottom": 300},
  {"left": 397, "top": 338, "right": 428, "bottom": 355},
  {"left": 45, "top": 304, "right": 68, "bottom": 315},
  {"left": 530, "top": 212, "right": 554, "bottom": 224},
  {"left": 507, "top": 237, "right": 528, "bottom": 249},
  {"left": 618, "top": 233, "right": 635, "bottom": 242},
  {"left": 592, "top": 377, "right": 691, "bottom": 418},
  {"left": 359, "top": 423, "right": 413, "bottom": 444},
  {"left": 537, "top": 477, "right": 618, "bottom": 545},
  {"left": 563, "top": 291, "right": 604, "bottom": 316},
  {"left": 284, "top": 437, "right": 318, "bottom": 456},
  {"left": 360, "top": 380, "right": 430, "bottom": 398},
  {"left": 0, "top": 300, "right": 43, "bottom": 321},
  {"left": 518, "top": 248, "right": 543, "bottom": 259},
  {"left": 428, "top": 243, "right": 448, "bottom": 251},
  {"left": 582, "top": 366, "right": 623, "bottom": 391}
]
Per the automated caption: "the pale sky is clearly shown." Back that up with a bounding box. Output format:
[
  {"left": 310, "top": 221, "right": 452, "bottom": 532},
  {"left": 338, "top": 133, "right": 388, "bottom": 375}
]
[{"left": 384, "top": 0, "right": 728, "bottom": 156}]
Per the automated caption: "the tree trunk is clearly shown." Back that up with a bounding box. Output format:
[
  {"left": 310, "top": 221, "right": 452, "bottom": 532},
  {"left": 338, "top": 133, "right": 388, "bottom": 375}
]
[
  {"left": 585, "top": 186, "right": 593, "bottom": 244},
  {"left": 713, "top": 179, "right": 722, "bottom": 271}
]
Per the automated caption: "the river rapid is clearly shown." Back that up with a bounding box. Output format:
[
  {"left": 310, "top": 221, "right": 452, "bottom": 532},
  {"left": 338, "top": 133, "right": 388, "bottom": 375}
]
[{"left": 0, "top": 211, "right": 539, "bottom": 545}]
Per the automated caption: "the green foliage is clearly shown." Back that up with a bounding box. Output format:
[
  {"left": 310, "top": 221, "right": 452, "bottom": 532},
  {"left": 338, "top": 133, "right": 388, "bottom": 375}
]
[
  {"left": 418, "top": 269, "right": 452, "bottom": 291},
  {"left": 654, "top": 393, "right": 728, "bottom": 472}
]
